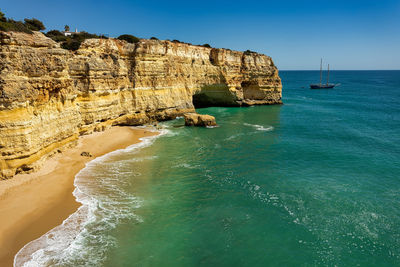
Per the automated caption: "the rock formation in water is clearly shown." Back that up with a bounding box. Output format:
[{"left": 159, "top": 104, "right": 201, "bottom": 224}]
[
  {"left": 0, "top": 31, "right": 282, "bottom": 179},
  {"left": 184, "top": 113, "right": 217, "bottom": 127}
]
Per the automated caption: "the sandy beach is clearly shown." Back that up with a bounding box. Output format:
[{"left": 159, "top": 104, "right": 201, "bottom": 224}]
[{"left": 0, "top": 126, "right": 156, "bottom": 267}]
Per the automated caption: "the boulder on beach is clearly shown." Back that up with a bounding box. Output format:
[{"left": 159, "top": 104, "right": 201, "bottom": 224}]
[{"left": 80, "top": 151, "right": 93, "bottom": 157}]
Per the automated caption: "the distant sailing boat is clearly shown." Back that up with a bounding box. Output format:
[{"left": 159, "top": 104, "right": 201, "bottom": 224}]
[{"left": 310, "top": 59, "right": 335, "bottom": 89}]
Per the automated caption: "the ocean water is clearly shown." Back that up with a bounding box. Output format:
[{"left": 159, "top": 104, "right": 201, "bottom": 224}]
[{"left": 16, "top": 71, "right": 400, "bottom": 266}]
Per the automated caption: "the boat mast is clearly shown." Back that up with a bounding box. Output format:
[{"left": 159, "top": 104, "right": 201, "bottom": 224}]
[
  {"left": 326, "top": 64, "right": 330, "bottom": 85},
  {"left": 319, "top": 58, "right": 322, "bottom": 86}
]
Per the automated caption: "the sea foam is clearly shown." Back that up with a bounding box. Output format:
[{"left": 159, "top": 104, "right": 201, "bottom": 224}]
[
  {"left": 243, "top": 123, "right": 274, "bottom": 131},
  {"left": 14, "top": 127, "right": 168, "bottom": 267}
]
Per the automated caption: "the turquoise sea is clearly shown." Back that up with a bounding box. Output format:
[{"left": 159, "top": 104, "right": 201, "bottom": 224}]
[{"left": 16, "top": 71, "right": 400, "bottom": 266}]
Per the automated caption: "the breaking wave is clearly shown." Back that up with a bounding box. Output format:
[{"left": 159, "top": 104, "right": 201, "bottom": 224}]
[
  {"left": 243, "top": 123, "right": 274, "bottom": 131},
  {"left": 14, "top": 128, "right": 168, "bottom": 267}
]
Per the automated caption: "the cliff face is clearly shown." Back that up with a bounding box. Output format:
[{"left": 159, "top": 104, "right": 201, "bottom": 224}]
[{"left": 0, "top": 31, "right": 282, "bottom": 179}]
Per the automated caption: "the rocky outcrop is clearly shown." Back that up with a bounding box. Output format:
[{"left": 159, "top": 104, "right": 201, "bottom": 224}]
[
  {"left": 184, "top": 113, "right": 217, "bottom": 127},
  {"left": 0, "top": 31, "right": 282, "bottom": 179},
  {"left": 80, "top": 151, "right": 93, "bottom": 157}
]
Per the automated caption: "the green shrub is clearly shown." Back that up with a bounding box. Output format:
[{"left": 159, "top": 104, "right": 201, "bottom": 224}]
[
  {"left": 74, "top": 31, "right": 98, "bottom": 40},
  {"left": 150, "top": 36, "right": 158, "bottom": 40},
  {"left": 51, "top": 35, "right": 68, "bottom": 42},
  {"left": 61, "top": 39, "right": 81, "bottom": 51},
  {"left": 202, "top": 44, "right": 211, "bottom": 48},
  {"left": 244, "top": 49, "right": 256, "bottom": 55},
  {"left": 24, "top": 18, "right": 45, "bottom": 31},
  {"left": 0, "top": 19, "right": 32, "bottom": 33},
  {"left": 46, "top": 30, "right": 67, "bottom": 42},
  {"left": 46, "top": 30, "right": 107, "bottom": 51},
  {"left": 0, "top": 10, "right": 6, "bottom": 22},
  {"left": 117, "top": 34, "right": 139, "bottom": 43},
  {"left": 0, "top": 11, "right": 43, "bottom": 33},
  {"left": 46, "top": 30, "right": 63, "bottom": 37},
  {"left": 61, "top": 32, "right": 99, "bottom": 50}
]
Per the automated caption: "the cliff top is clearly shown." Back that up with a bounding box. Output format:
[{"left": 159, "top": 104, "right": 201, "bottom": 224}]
[{"left": 0, "top": 30, "right": 272, "bottom": 63}]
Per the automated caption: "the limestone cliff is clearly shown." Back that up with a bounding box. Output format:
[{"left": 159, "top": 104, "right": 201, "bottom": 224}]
[{"left": 0, "top": 31, "right": 282, "bottom": 179}]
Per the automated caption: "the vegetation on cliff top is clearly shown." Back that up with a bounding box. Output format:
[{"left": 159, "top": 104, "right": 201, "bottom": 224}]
[
  {"left": 45, "top": 29, "right": 107, "bottom": 51},
  {"left": 0, "top": 10, "right": 258, "bottom": 54},
  {"left": 244, "top": 49, "right": 257, "bottom": 54},
  {"left": 0, "top": 10, "right": 45, "bottom": 33},
  {"left": 23, "top": 18, "right": 45, "bottom": 31},
  {"left": 117, "top": 34, "right": 140, "bottom": 44},
  {"left": 0, "top": 10, "right": 107, "bottom": 51}
]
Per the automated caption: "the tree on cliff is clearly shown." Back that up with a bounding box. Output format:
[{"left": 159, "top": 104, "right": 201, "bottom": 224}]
[
  {"left": 244, "top": 49, "right": 256, "bottom": 55},
  {"left": 0, "top": 10, "right": 6, "bottom": 22},
  {"left": 64, "top": 25, "right": 70, "bottom": 32},
  {"left": 24, "top": 18, "right": 45, "bottom": 31},
  {"left": 0, "top": 10, "right": 35, "bottom": 33},
  {"left": 46, "top": 30, "right": 63, "bottom": 36},
  {"left": 117, "top": 34, "right": 140, "bottom": 43},
  {"left": 61, "top": 39, "right": 81, "bottom": 51},
  {"left": 45, "top": 30, "right": 66, "bottom": 42}
]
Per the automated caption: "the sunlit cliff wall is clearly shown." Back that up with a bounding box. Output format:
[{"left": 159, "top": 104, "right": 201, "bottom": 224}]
[{"left": 0, "top": 31, "right": 282, "bottom": 178}]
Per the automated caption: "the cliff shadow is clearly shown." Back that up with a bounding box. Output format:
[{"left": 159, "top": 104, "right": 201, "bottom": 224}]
[{"left": 192, "top": 84, "right": 237, "bottom": 108}]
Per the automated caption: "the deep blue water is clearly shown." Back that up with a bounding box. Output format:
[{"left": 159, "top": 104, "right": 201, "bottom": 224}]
[{"left": 17, "top": 71, "right": 400, "bottom": 266}]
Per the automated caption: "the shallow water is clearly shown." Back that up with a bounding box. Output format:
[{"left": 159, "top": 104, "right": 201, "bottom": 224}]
[{"left": 17, "top": 71, "right": 400, "bottom": 266}]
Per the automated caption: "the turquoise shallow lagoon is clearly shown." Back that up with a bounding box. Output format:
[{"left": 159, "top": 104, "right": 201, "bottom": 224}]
[{"left": 18, "top": 71, "right": 400, "bottom": 266}]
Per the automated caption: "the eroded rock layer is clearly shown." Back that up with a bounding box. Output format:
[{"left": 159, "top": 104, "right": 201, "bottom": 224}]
[
  {"left": 184, "top": 113, "right": 217, "bottom": 127},
  {"left": 0, "top": 31, "right": 282, "bottom": 178}
]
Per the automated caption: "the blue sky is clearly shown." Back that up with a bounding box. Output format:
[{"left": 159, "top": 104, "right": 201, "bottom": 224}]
[{"left": 1, "top": 0, "right": 399, "bottom": 70}]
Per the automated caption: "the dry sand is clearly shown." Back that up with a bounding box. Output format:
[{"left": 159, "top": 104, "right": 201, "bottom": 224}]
[{"left": 0, "top": 126, "right": 156, "bottom": 267}]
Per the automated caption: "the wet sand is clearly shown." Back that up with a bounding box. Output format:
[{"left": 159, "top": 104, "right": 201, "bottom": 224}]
[{"left": 0, "top": 126, "right": 156, "bottom": 266}]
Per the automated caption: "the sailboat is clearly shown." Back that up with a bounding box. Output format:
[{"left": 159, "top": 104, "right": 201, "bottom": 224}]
[{"left": 310, "top": 59, "right": 335, "bottom": 89}]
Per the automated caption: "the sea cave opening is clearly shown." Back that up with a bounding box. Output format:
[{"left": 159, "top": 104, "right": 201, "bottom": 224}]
[
  {"left": 192, "top": 84, "right": 236, "bottom": 108},
  {"left": 192, "top": 93, "right": 215, "bottom": 108}
]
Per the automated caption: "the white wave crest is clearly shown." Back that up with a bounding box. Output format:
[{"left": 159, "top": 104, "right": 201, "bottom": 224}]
[
  {"left": 14, "top": 128, "right": 167, "bottom": 267},
  {"left": 243, "top": 123, "right": 274, "bottom": 131}
]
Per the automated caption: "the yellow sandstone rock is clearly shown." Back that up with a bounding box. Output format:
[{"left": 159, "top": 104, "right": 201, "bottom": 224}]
[
  {"left": 0, "top": 31, "right": 282, "bottom": 179},
  {"left": 184, "top": 113, "right": 217, "bottom": 127}
]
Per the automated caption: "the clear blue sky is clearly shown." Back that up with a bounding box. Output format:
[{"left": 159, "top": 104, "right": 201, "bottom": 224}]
[{"left": 1, "top": 0, "right": 399, "bottom": 70}]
